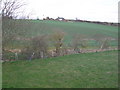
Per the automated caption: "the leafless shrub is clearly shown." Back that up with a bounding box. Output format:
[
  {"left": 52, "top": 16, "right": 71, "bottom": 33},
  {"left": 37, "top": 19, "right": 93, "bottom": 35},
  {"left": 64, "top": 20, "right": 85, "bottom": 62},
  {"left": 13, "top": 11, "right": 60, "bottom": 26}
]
[
  {"left": 20, "top": 35, "right": 49, "bottom": 60},
  {"left": 50, "top": 31, "right": 65, "bottom": 56},
  {"left": 93, "top": 34, "right": 110, "bottom": 49},
  {"left": 20, "top": 45, "right": 34, "bottom": 60},
  {"left": 93, "top": 33, "right": 106, "bottom": 47},
  {"left": 100, "top": 38, "right": 110, "bottom": 49},
  {"left": 71, "top": 34, "right": 87, "bottom": 53},
  {"left": 31, "top": 35, "right": 49, "bottom": 59}
]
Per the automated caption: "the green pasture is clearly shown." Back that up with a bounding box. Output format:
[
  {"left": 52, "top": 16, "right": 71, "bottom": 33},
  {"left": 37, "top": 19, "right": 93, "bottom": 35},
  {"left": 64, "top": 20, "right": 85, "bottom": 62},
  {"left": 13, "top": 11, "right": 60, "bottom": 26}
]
[
  {"left": 3, "top": 19, "right": 118, "bottom": 49},
  {"left": 2, "top": 50, "right": 118, "bottom": 88}
]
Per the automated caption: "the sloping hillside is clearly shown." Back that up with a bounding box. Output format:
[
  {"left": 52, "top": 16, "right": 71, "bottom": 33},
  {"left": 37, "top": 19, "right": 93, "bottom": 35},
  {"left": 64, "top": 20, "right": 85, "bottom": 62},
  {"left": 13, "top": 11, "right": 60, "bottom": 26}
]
[
  {"left": 3, "top": 19, "right": 118, "bottom": 48},
  {"left": 3, "top": 51, "right": 118, "bottom": 88}
]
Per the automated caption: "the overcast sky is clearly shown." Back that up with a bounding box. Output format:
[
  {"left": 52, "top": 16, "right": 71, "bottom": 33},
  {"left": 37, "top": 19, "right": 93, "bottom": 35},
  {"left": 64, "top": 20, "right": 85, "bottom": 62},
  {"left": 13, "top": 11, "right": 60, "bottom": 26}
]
[{"left": 24, "top": 0, "right": 119, "bottom": 22}]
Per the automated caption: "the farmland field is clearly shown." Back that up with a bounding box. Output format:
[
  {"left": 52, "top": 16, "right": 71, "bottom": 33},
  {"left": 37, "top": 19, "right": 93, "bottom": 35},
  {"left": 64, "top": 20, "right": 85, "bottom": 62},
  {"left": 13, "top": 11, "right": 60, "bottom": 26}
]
[
  {"left": 2, "top": 19, "right": 118, "bottom": 88},
  {"left": 3, "top": 19, "right": 118, "bottom": 49},
  {"left": 2, "top": 50, "right": 118, "bottom": 88}
]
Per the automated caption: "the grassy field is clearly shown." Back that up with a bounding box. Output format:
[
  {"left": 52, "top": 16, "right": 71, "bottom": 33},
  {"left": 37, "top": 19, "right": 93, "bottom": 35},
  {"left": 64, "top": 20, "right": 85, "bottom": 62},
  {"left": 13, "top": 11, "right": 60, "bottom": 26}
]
[
  {"left": 3, "top": 50, "right": 118, "bottom": 88},
  {"left": 4, "top": 19, "right": 118, "bottom": 49},
  {"left": 27, "top": 20, "right": 118, "bottom": 38}
]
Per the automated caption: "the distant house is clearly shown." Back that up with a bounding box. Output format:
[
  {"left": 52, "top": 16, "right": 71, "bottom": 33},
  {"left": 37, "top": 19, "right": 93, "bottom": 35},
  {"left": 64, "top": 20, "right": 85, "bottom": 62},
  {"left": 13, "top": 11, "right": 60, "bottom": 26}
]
[{"left": 56, "top": 17, "right": 65, "bottom": 21}]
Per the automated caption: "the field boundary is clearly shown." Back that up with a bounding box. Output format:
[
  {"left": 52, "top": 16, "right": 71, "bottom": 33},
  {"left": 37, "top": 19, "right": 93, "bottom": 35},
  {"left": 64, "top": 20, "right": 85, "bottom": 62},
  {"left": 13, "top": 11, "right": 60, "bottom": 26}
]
[{"left": 2, "top": 48, "right": 118, "bottom": 62}]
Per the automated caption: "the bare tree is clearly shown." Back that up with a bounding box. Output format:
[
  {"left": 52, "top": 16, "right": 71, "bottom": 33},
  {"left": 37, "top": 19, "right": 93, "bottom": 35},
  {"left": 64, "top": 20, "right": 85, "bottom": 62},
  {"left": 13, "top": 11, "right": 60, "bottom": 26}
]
[{"left": 1, "top": 0, "right": 26, "bottom": 19}]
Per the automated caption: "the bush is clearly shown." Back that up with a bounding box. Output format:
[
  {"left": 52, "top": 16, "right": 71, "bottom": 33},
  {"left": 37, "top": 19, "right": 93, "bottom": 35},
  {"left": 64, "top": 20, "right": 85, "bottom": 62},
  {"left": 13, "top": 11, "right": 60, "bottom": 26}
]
[
  {"left": 71, "top": 34, "right": 87, "bottom": 53},
  {"left": 19, "top": 35, "right": 49, "bottom": 60},
  {"left": 100, "top": 38, "right": 110, "bottom": 49},
  {"left": 50, "top": 31, "right": 65, "bottom": 56},
  {"left": 2, "top": 50, "right": 15, "bottom": 61}
]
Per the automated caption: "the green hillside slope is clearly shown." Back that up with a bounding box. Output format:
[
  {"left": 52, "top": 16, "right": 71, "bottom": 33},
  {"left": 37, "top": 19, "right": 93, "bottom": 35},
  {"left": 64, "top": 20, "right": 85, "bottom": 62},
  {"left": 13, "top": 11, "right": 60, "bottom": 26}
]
[
  {"left": 3, "top": 19, "right": 118, "bottom": 48},
  {"left": 3, "top": 50, "right": 118, "bottom": 88}
]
